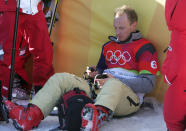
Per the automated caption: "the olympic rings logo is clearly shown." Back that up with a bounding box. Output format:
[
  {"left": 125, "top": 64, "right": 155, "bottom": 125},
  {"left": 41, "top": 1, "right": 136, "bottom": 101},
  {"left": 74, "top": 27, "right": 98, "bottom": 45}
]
[{"left": 106, "top": 50, "right": 131, "bottom": 65}]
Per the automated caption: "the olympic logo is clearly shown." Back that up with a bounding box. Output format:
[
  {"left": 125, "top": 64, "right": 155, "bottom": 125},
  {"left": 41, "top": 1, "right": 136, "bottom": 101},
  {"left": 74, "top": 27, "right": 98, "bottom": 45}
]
[{"left": 106, "top": 50, "right": 131, "bottom": 65}]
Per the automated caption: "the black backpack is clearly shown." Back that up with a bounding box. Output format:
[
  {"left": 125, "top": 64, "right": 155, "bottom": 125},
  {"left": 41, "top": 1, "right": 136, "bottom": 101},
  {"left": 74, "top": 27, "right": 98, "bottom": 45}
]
[{"left": 56, "top": 88, "right": 93, "bottom": 131}]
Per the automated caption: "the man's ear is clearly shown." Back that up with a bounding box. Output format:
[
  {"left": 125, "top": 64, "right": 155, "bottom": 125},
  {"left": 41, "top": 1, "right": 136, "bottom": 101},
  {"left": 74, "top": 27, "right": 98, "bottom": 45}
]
[{"left": 131, "top": 21, "right": 137, "bottom": 32}]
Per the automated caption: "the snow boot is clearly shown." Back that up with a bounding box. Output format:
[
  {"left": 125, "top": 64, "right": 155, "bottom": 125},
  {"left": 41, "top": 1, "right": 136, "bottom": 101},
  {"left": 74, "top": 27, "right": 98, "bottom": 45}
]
[
  {"left": 0, "top": 101, "right": 9, "bottom": 122},
  {"left": 4, "top": 100, "right": 43, "bottom": 131},
  {"left": 0, "top": 81, "right": 9, "bottom": 122},
  {"left": 81, "top": 103, "right": 113, "bottom": 131},
  {"left": 0, "top": 103, "right": 9, "bottom": 122}
]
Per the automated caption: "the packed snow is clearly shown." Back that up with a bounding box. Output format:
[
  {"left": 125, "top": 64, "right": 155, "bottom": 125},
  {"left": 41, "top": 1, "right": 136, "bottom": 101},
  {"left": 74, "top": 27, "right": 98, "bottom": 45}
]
[{"left": 0, "top": 97, "right": 167, "bottom": 131}]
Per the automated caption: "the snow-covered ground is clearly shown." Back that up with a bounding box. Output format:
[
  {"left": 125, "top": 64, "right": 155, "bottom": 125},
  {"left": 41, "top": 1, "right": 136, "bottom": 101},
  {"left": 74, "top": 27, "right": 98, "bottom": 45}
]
[{"left": 0, "top": 97, "right": 167, "bottom": 131}]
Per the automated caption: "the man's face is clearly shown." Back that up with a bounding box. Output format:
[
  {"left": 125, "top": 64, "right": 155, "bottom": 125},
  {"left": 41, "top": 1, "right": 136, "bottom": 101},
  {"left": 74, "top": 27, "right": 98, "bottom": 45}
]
[{"left": 114, "top": 13, "right": 137, "bottom": 41}]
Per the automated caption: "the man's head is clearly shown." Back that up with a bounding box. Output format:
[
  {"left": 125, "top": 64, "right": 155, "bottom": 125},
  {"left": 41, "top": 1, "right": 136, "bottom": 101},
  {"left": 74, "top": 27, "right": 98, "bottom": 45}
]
[{"left": 114, "top": 5, "right": 138, "bottom": 41}]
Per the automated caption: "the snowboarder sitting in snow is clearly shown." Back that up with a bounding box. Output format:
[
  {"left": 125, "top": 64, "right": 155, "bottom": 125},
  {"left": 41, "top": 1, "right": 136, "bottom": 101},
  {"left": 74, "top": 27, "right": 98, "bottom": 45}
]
[{"left": 3, "top": 5, "right": 160, "bottom": 131}]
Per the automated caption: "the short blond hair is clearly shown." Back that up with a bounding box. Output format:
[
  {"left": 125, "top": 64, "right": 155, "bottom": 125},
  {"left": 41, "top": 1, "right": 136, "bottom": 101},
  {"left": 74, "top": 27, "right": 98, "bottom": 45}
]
[{"left": 114, "top": 5, "right": 138, "bottom": 24}]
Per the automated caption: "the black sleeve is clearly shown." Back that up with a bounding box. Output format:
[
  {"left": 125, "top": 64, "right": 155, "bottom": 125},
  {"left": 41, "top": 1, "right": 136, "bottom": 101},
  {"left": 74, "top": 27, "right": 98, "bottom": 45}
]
[
  {"left": 96, "top": 52, "right": 107, "bottom": 74},
  {"left": 96, "top": 45, "right": 108, "bottom": 74}
]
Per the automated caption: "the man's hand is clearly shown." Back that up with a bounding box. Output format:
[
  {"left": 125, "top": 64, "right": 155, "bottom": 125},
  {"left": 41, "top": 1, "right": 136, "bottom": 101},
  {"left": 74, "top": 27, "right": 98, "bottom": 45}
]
[
  {"left": 86, "top": 66, "right": 98, "bottom": 78},
  {"left": 94, "top": 74, "right": 114, "bottom": 88}
]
